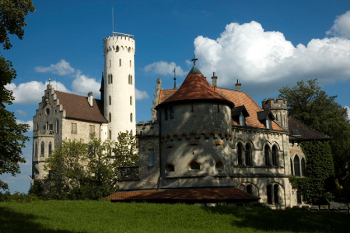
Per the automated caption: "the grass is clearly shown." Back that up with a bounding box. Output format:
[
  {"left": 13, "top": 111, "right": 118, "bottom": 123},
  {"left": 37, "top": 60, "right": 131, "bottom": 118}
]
[{"left": 0, "top": 201, "right": 348, "bottom": 233}]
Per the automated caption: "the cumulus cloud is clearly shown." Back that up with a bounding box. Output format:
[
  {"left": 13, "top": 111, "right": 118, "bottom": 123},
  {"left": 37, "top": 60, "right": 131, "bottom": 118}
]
[
  {"left": 144, "top": 61, "right": 187, "bottom": 77},
  {"left": 35, "top": 59, "right": 75, "bottom": 75},
  {"left": 135, "top": 89, "right": 149, "bottom": 100},
  {"left": 326, "top": 11, "right": 350, "bottom": 38},
  {"left": 15, "top": 109, "right": 27, "bottom": 117},
  {"left": 5, "top": 81, "right": 70, "bottom": 104},
  {"left": 192, "top": 20, "right": 350, "bottom": 96},
  {"left": 16, "top": 120, "right": 33, "bottom": 132},
  {"left": 71, "top": 71, "right": 100, "bottom": 96},
  {"left": 345, "top": 106, "right": 350, "bottom": 119}
]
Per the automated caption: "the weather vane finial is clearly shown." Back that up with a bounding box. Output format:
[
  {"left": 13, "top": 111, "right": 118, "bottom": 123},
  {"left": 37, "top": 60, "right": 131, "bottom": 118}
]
[{"left": 191, "top": 54, "right": 198, "bottom": 66}]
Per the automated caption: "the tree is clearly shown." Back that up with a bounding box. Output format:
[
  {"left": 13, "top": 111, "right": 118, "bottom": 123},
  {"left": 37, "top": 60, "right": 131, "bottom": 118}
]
[
  {"left": 289, "top": 141, "right": 335, "bottom": 204},
  {"left": 279, "top": 79, "right": 350, "bottom": 178},
  {"left": 113, "top": 131, "right": 138, "bottom": 167},
  {"left": 0, "top": 0, "right": 34, "bottom": 192}
]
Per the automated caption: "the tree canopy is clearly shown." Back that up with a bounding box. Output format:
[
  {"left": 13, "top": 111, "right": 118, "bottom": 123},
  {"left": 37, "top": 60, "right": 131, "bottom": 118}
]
[
  {"left": 279, "top": 79, "right": 350, "bottom": 178},
  {"left": 0, "top": 0, "right": 34, "bottom": 191}
]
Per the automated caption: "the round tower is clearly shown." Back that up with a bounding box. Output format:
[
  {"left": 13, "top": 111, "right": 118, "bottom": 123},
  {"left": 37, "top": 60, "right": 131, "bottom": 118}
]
[{"left": 103, "top": 33, "right": 136, "bottom": 140}]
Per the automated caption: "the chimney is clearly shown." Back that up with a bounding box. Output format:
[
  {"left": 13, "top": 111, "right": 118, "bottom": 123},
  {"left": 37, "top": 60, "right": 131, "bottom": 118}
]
[
  {"left": 235, "top": 79, "right": 241, "bottom": 91},
  {"left": 211, "top": 72, "right": 217, "bottom": 87},
  {"left": 88, "top": 92, "right": 93, "bottom": 107}
]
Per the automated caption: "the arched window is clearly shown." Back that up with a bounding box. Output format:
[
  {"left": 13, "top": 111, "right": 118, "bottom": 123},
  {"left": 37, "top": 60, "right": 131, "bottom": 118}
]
[
  {"left": 34, "top": 142, "right": 38, "bottom": 157},
  {"left": 189, "top": 160, "right": 200, "bottom": 170},
  {"left": 116, "top": 46, "right": 119, "bottom": 52},
  {"left": 165, "top": 163, "right": 174, "bottom": 173},
  {"left": 245, "top": 144, "right": 252, "bottom": 166},
  {"left": 215, "top": 161, "right": 224, "bottom": 171},
  {"left": 294, "top": 156, "right": 300, "bottom": 176},
  {"left": 130, "top": 113, "right": 133, "bottom": 122},
  {"left": 48, "top": 142, "right": 52, "bottom": 156},
  {"left": 272, "top": 145, "right": 278, "bottom": 166},
  {"left": 301, "top": 158, "right": 306, "bottom": 177},
  {"left": 246, "top": 184, "right": 252, "bottom": 194},
  {"left": 128, "top": 47, "right": 131, "bottom": 53},
  {"left": 237, "top": 143, "right": 243, "bottom": 165},
  {"left": 148, "top": 145, "right": 154, "bottom": 167},
  {"left": 40, "top": 141, "right": 44, "bottom": 157},
  {"left": 264, "top": 145, "right": 270, "bottom": 166},
  {"left": 109, "top": 113, "right": 111, "bottom": 122},
  {"left": 109, "top": 95, "right": 111, "bottom": 105},
  {"left": 267, "top": 184, "right": 280, "bottom": 205},
  {"left": 130, "top": 96, "right": 132, "bottom": 105}
]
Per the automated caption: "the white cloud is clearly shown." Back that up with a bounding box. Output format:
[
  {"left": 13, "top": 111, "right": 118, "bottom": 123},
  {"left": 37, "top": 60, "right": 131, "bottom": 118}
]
[
  {"left": 345, "top": 106, "right": 350, "bottom": 119},
  {"left": 326, "top": 11, "right": 350, "bottom": 38},
  {"left": 71, "top": 71, "right": 100, "bottom": 96},
  {"left": 5, "top": 81, "right": 70, "bottom": 104},
  {"left": 35, "top": 59, "right": 75, "bottom": 75},
  {"left": 144, "top": 61, "right": 186, "bottom": 77},
  {"left": 16, "top": 120, "right": 33, "bottom": 132},
  {"left": 15, "top": 109, "right": 27, "bottom": 117},
  {"left": 193, "top": 20, "right": 350, "bottom": 96},
  {"left": 135, "top": 89, "right": 149, "bottom": 100}
]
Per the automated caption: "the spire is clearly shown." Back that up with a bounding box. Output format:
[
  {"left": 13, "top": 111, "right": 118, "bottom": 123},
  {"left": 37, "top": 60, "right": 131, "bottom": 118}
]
[{"left": 173, "top": 67, "right": 177, "bottom": 89}]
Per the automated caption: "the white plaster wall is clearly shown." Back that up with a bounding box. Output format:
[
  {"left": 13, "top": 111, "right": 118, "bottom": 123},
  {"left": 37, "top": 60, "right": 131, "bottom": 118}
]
[{"left": 103, "top": 35, "right": 136, "bottom": 140}]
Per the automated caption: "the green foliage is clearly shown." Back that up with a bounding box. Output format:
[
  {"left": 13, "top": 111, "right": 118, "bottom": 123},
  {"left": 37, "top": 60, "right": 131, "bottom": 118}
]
[
  {"left": 0, "top": 0, "right": 35, "bottom": 50},
  {"left": 289, "top": 141, "right": 335, "bottom": 204},
  {"left": 31, "top": 132, "right": 138, "bottom": 200},
  {"left": 0, "top": 201, "right": 349, "bottom": 232},
  {"left": 279, "top": 79, "right": 350, "bottom": 178},
  {"left": 0, "top": 191, "right": 38, "bottom": 202},
  {"left": 113, "top": 131, "right": 138, "bottom": 167},
  {"left": 0, "top": 56, "right": 29, "bottom": 192}
]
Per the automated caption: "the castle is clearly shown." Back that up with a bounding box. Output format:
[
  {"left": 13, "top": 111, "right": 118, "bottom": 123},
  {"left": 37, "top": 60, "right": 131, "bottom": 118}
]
[{"left": 32, "top": 32, "right": 328, "bottom": 207}]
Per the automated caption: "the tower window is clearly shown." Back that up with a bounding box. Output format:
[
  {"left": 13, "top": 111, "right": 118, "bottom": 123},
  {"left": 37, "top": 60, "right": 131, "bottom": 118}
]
[
  {"left": 130, "top": 60, "right": 131, "bottom": 67},
  {"left": 130, "top": 113, "right": 133, "bottom": 122},
  {"left": 128, "top": 75, "right": 133, "bottom": 85},
  {"left": 41, "top": 141, "right": 44, "bottom": 157},
  {"left": 119, "top": 59, "right": 121, "bottom": 66},
  {"left": 116, "top": 46, "right": 119, "bottom": 52},
  {"left": 148, "top": 146, "right": 154, "bottom": 167},
  {"left": 34, "top": 142, "right": 38, "bottom": 157},
  {"left": 48, "top": 142, "right": 52, "bottom": 156},
  {"left": 109, "top": 113, "right": 112, "bottom": 122},
  {"left": 237, "top": 143, "right": 243, "bottom": 165},
  {"left": 56, "top": 120, "right": 59, "bottom": 133},
  {"left": 108, "top": 74, "right": 113, "bottom": 84},
  {"left": 109, "top": 95, "right": 111, "bottom": 105},
  {"left": 130, "top": 96, "right": 132, "bottom": 105},
  {"left": 109, "top": 130, "right": 112, "bottom": 140}
]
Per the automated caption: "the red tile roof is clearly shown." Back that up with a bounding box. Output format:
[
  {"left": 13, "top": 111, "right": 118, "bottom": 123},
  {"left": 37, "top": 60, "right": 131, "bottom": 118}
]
[
  {"left": 288, "top": 116, "right": 329, "bottom": 140},
  {"left": 55, "top": 91, "right": 107, "bottom": 123},
  {"left": 156, "top": 73, "right": 234, "bottom": 109},
  {"left": 105, "top": 188, "right": 259, "bottom": 203}
]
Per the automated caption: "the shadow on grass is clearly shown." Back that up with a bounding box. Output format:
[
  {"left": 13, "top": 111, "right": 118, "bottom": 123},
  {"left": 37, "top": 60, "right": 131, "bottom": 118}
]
[
  {"left": 202, "top": 205, "right": 348, "bottom": 233},
  {"left": 0, "top": 206, "right": 74, "bottom": 233}
]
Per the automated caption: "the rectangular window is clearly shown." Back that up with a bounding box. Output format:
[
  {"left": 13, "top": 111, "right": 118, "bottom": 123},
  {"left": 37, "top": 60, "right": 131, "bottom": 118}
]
[
  {"left": 130, "top": 96, "right": 132, "bottom": 105},
  {"left": 71, "top": 123, "right": 77, "bottom": 134},
  {"left": 89, "top": 125, "right": 95, "bottom": 135},
  {"left": 48, "top": 124, "right": 53, "bottom": 130},
  {"left": 170, "top": 106, "right": 174, "bottom": 119},
  {"left": 148, "top": 149, "right": 154, "bottom": 167},
  {"left": 56, "top": 120, "right": 59, "bottom": 133},
  {"left": 109, "top": 95, "right": 111, "bottom": 105},
  {"left": 109, "top": 130, "right": 112, "bottom": 140}
]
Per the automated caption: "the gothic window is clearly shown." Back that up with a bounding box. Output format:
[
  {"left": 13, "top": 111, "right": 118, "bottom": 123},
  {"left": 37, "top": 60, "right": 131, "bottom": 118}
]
[
  {"left": 170, "top": 106, "right": 174, "bottom": 119},
  {"left": 246, "top": 185, "right": 252, "bottom": 194},
  {"left": 109, "top": 95, "right": 111, "bottom": 105},
  {"left": 245, "top": 143, "right": 252, "bottom": 166},
  {"left": 237, "top": 143, "right": 243, "bottom": 165},
  {"left": 34, "top": 142, "right": 38, "bottom": 157},
  {"left": 267, "top": 184, "right": 280, "bottom": 205},
  {"left": 272, "top": 145, "right": 278, "bottom": 166},
  {"left": 264, "top": 145, "right": 270, "bottom": 166},
  {"left": 189, "top": 160, "right": 200, "bottom": 170},
  {"left": 40, "top": 141, "right": 44, "bottom": 157},
  {"left": 46, "top": 108, "right": 50, "bottom": 115},
  {"left": 71, "top": 123, "right": 77, "bottom": 134},
  {"left": 301, "top": 158, "right": 306, "bottom": 177},
  {"left": 215, "top": 161, "right": 224, "bottom": 171},
  {"left": 130, "top": 113, "right": 133, "bottom": 122},
  {"left": 48, "top": 142, "right": 52, "bottom": 156},
  {"left": 148, "top": 145, "right": 154, "bottom": 167},
  {"left": 294, "top": 156, "right": 301, "bottom": 176},
  {"left": 165, "top": 163, "right": 174, "bottom": 173}
]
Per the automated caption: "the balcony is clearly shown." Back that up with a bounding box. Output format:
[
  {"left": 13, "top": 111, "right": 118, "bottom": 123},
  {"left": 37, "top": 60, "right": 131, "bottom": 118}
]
[{"left": 33, "top": 130, "right": 55, "bottom": 137}]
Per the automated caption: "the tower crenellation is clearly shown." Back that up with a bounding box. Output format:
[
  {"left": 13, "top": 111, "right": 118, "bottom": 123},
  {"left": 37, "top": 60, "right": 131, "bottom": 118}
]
[{"left": 262, "top": 97, "right": 288, "bottom": 130}]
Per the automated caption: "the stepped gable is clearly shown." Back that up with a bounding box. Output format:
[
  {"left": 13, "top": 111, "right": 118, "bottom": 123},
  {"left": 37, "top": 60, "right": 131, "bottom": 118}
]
[
  {"left": 288, "top": 116, "right": 329, "bottom": 140},
  {"left": 156, "top": 65, "right": 234, "bottom": 109},
  {"left": 216, "top": 88, "right": 283, "bottom": 131},
  {"left": 55, "top": 91, "right": 107, "bottom": 123}
]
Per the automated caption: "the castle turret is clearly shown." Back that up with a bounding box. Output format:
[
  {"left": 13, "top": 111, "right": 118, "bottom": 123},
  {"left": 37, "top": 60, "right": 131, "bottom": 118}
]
[
  {"left": 103, "top": 33, "right": 136, "bottom": 140},
  {"left": 262, "top": 97, "right": 288, "bottom": 130}
]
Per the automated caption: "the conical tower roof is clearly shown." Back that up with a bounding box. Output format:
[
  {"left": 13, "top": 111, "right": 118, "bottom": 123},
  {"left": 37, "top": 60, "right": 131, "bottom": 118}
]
[{"left": 156, "top": 65, "right": 234, "bottom": 109}]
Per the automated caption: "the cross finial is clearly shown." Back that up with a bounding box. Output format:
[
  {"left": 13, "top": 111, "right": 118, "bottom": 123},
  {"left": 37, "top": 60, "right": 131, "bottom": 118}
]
[
  {"left": 173, "top": 67, "right": 177, "bottom": 89},
  {"left": 191, "top": 54, "right": 198, "bottom": 66}
]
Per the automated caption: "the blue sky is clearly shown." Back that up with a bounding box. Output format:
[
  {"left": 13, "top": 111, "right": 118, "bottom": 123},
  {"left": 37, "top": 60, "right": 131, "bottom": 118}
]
[{"left": 1, "top": 0, "right": 350, "bottom": 193}]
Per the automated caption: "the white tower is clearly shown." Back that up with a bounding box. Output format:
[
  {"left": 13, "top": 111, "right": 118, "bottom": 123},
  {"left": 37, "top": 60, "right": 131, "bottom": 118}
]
[{"left": 103, "top": 33, "right": 136, "bottom": 141}]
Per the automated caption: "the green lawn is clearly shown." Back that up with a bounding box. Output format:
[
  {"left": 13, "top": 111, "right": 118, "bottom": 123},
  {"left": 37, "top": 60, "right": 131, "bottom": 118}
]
[{"left": 0, "top": 201, "right": 347, "bottom": 233}]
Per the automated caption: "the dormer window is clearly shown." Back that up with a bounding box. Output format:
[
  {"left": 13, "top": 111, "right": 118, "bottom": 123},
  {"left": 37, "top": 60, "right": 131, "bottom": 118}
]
[
  {"left": 232, "top": 106, "right": 249, "bottom": 126},
  {"left": 257, "top": 110, "right": 275, "bottom": 129}
]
